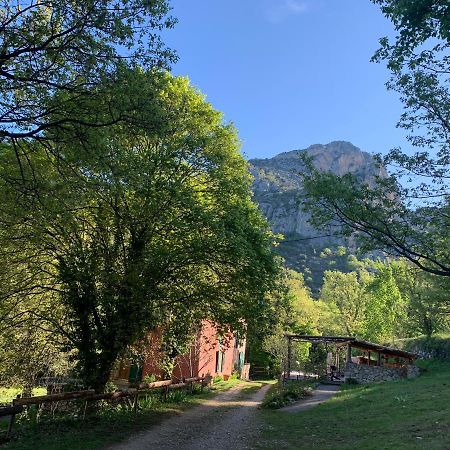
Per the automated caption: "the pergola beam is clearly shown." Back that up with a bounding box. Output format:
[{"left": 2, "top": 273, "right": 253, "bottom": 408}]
[{"left": 284, "top": 334, "right": 417, "bottom": 360}]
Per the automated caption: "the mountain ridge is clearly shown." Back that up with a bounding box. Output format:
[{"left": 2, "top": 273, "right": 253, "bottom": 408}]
[{"left": 249, "top": 141, "right": 385, "bottom": 293}]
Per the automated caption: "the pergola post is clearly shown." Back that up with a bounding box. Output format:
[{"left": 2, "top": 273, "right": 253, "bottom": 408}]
[
  {"left": 287, "top": 336, "right": 292, "bottom": 380},
  {"left": 377, "top": 352, "right": 382, "bottom": 366},
  {"left": 346, "top": 344, "right": 352, "bottom": 366}
]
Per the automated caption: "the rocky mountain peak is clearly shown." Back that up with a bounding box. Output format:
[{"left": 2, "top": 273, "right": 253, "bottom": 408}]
[{"left": 249, "top": 141, "right": 385, "bottom": 293}]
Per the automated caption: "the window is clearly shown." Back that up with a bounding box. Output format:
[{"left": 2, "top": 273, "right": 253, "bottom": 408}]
[
  {"left": 215, "top": 350, "right": 226, "bottom": 373},
  {"left": 215, "top": 351, "right": 220, "bottom": 373}
]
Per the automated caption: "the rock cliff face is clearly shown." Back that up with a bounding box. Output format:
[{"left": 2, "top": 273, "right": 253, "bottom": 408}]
[{"left": 249, "top": 141, "right": 385, "bottom": 293}]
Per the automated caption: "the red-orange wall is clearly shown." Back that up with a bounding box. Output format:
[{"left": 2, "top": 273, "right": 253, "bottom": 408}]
[{"left": 135, "top": 321, "right": 245, "bottom": 382}]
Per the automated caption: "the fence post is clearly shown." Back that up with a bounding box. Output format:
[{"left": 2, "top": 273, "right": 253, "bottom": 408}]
[
  {"left": 133, "top": 392, "right": 139, "bottom": 413},
  {"left": 5, "top": 397, "right": 23, "bottom": 440},
  {"left": 82, "top": 400, "right": 88, "bottom": 420},
  {"left": 7, "top": 396, "right": 18, "bottom": 439},
  {"left": 6, "top": 413, "right": 15, "bottom": 440}
]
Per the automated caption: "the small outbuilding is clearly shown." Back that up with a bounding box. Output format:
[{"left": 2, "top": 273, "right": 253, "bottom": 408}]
[{"left": 284, "top": 334, "right": 419, "bottom": 384}]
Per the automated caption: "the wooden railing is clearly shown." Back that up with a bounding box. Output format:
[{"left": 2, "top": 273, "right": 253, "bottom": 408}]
[{"left": 1, "top": 376, "right": 211, "bottom": 441}]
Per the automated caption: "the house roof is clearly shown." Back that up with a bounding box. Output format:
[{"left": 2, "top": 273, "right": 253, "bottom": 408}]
[{"left": 284, "top": 334, "right": 416, "bottom": 359}]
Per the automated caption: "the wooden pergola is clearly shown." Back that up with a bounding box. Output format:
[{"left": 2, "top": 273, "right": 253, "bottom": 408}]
[{"left": 284, "top": 334, "right": 416, "bottom": 380}]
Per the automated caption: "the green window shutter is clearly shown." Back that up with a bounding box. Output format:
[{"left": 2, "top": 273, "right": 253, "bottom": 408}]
[
  {"left": 129, "top": 364, "right": 142, "bottom": 382},
  {"left": 239, "top": 352, "right": 244, "bottom": 370}
]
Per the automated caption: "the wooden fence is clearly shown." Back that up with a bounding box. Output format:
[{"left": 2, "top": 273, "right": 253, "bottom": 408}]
[{"left": 1, "top": 376, "right": 211, "bottom": 441}]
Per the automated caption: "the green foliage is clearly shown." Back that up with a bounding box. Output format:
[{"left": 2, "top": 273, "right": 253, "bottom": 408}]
[
  {"left": 363, "top": 263, "right": 407, "bottom": 343},
  {"left": 320, "top": 269, "right": 371, "bottom": 336},
  {"left": 0, "top": 0, "right": 176, "bottom": 141},
  {"left": 2, "top": 385, "right": 210, "bottom": 450},
  {"left": 398, "top": 334, "right": 450, "bottom": 360},
  {"left": 0, "top": 388, "right": 46, "bottom": 405},
  {"left": 261, "top": 380, "right": 314, "bottom": 409},
  {"left": 246, "top": 269, "right": 292, "bottom": 377},
  {"left": 391, "top": 261, "right": 450, "bottom": 337},
  {"left": 103, "top": 382, "right": 117, "bottom": 394},
  {"left": 0, "top": 72, "right": 281, "bottom": 391},
  {"left": 259, "top": 270, "right": 321, "bottom": 374},
  {"left": 317, "top": 258, "right": 447, "bottom": 343},
  {"left": 142, "top": 374, "right": 157, "bottom": 384},
  {"left": 301, "top": 2, "right": 450, "bottom": 279}
]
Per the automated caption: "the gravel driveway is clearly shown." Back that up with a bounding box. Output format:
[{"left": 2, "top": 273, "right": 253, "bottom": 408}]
[{"left": 107, "top": 383, "right": 271, "bottom": 450}]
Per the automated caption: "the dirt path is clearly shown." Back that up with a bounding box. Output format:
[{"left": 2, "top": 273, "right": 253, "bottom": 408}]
[
  {"left": 107, "top": 383, "right": 271, "bottom": 450},
  {"left": 280, "top": 384, "right": 340, "bottom": 413}
]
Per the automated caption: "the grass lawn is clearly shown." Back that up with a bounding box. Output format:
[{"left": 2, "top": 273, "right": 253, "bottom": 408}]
[
  {"left": 1, "top": 378, "right": 267, "bottom": 450},
  {"left": 211, "top": 378, "right": 276, "bottom": 394},
  {"left": 0, "top": 388, "right": 47, "bottom": 405},
  {"left": 258, "top": 360, "right": 450, "bottom": 449}
]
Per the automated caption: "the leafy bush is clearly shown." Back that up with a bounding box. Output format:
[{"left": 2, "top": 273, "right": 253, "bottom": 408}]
[
  {"left": 103, "top": 381, "right": 117, "bottom": 393},
  {"left": 213, "top": 375, "right": 223, "bottom": 383},
  {"left": 143, "top": 373, "right": 157, "bottom": 384},
  {"left": 398, "top": 334, "right": 450, "bottom": 360},
  {"left": 262, "top": 380, "right": 314, "bottom": 409}
]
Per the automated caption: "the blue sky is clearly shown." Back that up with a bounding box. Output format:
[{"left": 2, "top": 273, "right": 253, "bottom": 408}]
[{"left": 164, "top": 0, "right": 407, "bottom": 160}]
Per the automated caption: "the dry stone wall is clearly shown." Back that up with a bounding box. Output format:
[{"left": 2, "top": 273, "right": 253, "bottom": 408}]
[{"left": 344, "top": 362, "right": 419, "bottom": 384}]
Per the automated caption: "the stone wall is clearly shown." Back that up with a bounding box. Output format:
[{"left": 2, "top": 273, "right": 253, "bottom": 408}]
[
  {"left": 406, "top": 364, "right": 420, "bottom": 379},
  {"left": 344, "top": 362, "right": 416, "bottom": 384}
]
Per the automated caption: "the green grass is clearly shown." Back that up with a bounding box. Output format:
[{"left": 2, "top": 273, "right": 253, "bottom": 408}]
[
  {"left": 1, "top": 378, "right": 268, "bottom": 450},
  {"left": 258, "top": 360, "right": 450, "bottom": 449},
  {"left": 2, "top": 389, "right": 208, "bottom": 450},
  {"left": 0, "top": 388, "right": 46, "bottom": 405},
  {"left": 210, "top": 377, "right": 275, "bottom": 394}
]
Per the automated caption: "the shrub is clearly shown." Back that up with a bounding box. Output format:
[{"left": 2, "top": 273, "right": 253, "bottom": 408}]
[
  {"left": 262, "top": 380, "right": 314, "bottom": 409},
  {"left": 399, "top": 335, "right": 450, "bottom": 360},
  {"left": 143, "top": 374, "right": 157, "bottom": 384},
  {"left": 103, "top": 381, "right": 117, "bottom": 393}
]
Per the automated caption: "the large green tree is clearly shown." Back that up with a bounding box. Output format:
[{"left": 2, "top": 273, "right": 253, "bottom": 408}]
[
  {"left": 0, "top": 0, "right": 176, "bottom": 142},
  {"left": 363, "top": 263, "right": 406, "bottom": 343},
  {"left": 320, "top": 269, "right": 371, "bottom": 336},
  {"left": 0, "top": 71, "right": 281, "bottom": 390},
  {"left": 301, "top": 1, "right": 450, "bottom": 277},
  {"left": 391, "top": 261, "right": 450, "bottom": 338}
]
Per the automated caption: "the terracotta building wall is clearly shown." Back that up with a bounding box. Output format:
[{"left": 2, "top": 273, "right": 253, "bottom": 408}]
[{"left": 113, "top": 320, "right": 246, "bottom": 383}]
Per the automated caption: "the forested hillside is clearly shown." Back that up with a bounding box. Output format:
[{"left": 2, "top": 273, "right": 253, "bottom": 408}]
[{"left": 249, "top": 141, "right": 386, "bottom": 293}]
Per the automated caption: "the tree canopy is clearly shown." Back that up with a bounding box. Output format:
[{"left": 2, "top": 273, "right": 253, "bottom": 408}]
[
  {"left": 0, "top": 0, "right": 176, "bottom": 142},
  {"left": 301, "top": 1, "right": 450, "bottom": 278},
  {"left": 0, "top": 71, "right": 281, "bottom": 390}
]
